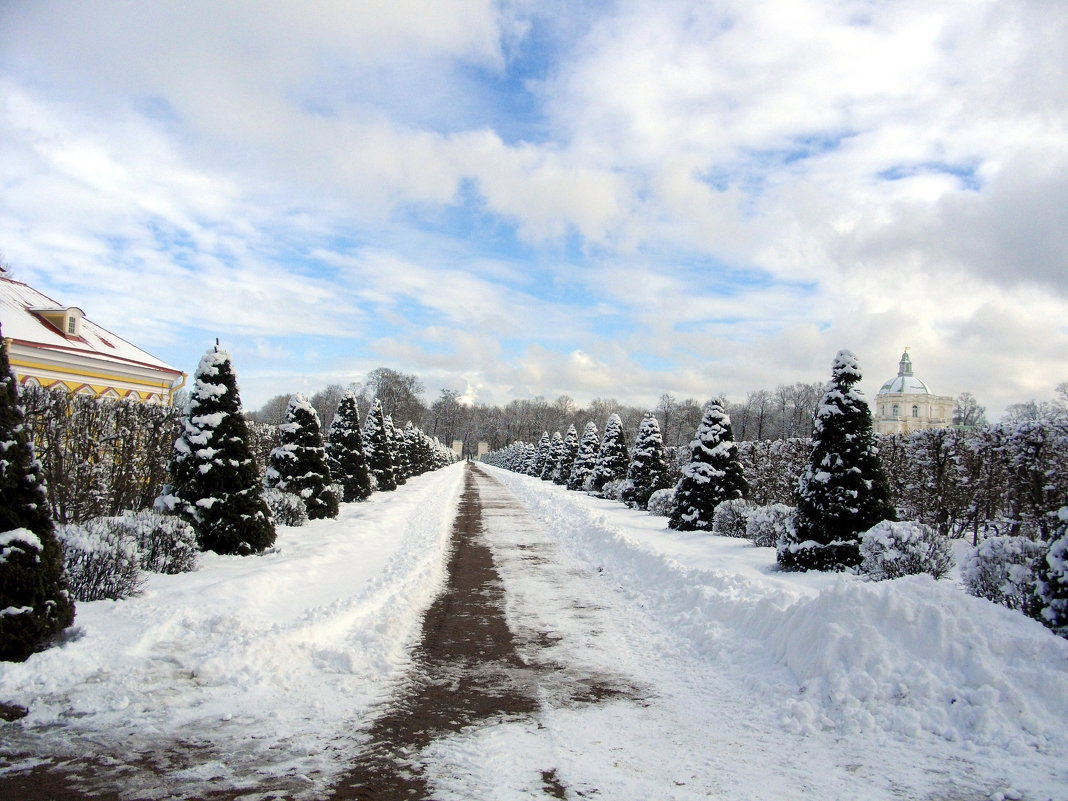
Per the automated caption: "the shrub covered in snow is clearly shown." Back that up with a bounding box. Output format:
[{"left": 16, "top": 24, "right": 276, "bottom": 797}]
[
  {"left": 262, "top": 487, "right": 308, "bottom": 527},
  {"left": 1036, "top": 507, "right": 1068, "bottom": 636},
  {"left": 647, "top": 488, "right": 676, "bottom": 517},
  {"left": 745, "top": 504, "right": 794, "bottom": 547},
  {"left": 712, "top": 499, "right": 754, "bottom": 538},
  {"left": 600, "top": 479, "right": 627, "bottom": 502},
  {"left": 58, "top": 521, "right": 144, "bottom": 602},
  {"left": 858, "top": 520, "right": 954, "bottom": 581},
  {"left": 112, "top": 510, "right": 198, "bottom": 574},
  {"left": 962, "top": 535, "right": 1045, "bottom": 617}
]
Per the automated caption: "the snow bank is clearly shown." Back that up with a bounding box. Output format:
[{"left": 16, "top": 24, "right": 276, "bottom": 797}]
[
  {"left": 485, "top": 466, "right": 1068, "bottom": 755},
  {"left": 0, "top": 462, "right": 466, "bottom": 788}
]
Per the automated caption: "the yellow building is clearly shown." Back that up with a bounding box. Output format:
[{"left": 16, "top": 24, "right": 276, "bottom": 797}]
[
  {"left": 873, "top": 349, "right": 953, "bottom": 435},
  {"left": 0, "top": 276, "right": 185, "bottom": 404}
]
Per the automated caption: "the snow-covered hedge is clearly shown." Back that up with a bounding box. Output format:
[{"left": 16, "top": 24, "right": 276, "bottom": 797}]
[
  {"left": 599, "top": 479, "right": 627, "bottom": 502},
  {"left": 647, "top": 488, "right": 676, "bottom": 517},
  {"left": 262, "top": 487, "right": 309, "bottom": 527},
  {"left": 712, "top": 499, "right": 754, "bottom": 538},
  {"left": 962, "top": 535, "right": 1044, "bottom": 616},
  {"left": 58, "top": 521, "right": 144, "bottom": 602},
  {"left": 858, "top": 520, "right": 953, "bottom": 581},
  {"left": 745, "top": 504, "right": 794, "bottom": 548}
]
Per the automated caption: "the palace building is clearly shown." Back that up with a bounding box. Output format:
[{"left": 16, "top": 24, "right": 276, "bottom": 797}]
[
  {"left": 873, "top": 349, "right": 953, "bottom": 436},
  {"left": 0, "top": 276, "right": 185, "bottom": 404}
]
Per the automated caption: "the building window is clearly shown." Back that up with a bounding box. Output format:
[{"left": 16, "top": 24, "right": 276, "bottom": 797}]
[
  {"left": 892, "top": 404, "right": 899, "bottom": 418},
  {"left": 66, "top": 316, "right": 77, "bottom": 334},
  {"left": 912, "top": 405, "right": 919, "bottom": 418}
]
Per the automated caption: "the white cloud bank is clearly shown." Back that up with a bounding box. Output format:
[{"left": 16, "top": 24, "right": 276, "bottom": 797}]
[{"left": 0, "top": 0, "right": 1065, "bottom": 416}]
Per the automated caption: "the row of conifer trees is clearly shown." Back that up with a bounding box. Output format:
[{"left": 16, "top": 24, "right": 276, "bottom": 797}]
[{"left": 482, "top": 350, "right": 1068, "bottom": 634}]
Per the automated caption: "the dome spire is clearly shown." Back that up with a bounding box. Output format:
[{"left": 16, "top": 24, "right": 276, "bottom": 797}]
[{"left": 898, "top": 347, "right": 913, "bottom": 377}]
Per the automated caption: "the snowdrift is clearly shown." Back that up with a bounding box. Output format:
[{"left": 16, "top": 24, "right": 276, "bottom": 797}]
[{"left": 486, "top": 466, "right": 1068, "bottom": 756}]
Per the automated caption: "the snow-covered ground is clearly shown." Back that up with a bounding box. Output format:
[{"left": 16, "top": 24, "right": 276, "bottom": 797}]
[
  {"left": 2, "top": 461, "right": 1067, "bottom": 800},
  {"left": 0, "top": 462, "right": 467, "bottom": 798}
]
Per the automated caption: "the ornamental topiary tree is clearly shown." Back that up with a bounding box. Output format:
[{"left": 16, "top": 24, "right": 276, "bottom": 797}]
[
  {"left": 590, "top": 414, "right": 628, "bottom": 494},
  {"left": 158, "top": 345, "right": 275, "bottom": 555},
  {"left": 0, "top": 325, "right": 75, "bottom": 661},
  {"left": 778, "top": 350, "right": 896, "bottom": 572},
  {"left": 326, "top": 391, "right": 373, "bottom": 503},
  {"left": 669, "top": 399, "right": 747, "bottom": 531},
  {"left": 622, "top": 413, "right": 672, "bottom": 509},
  {"left": 568, "top": 422, "right": 599, "bottom": 490},
  {"left": 363, "top": 398, "right": 396, "bottom": 491},
  {"left": 554, "top": 424, "right": 579, "bottom": 485},
  {"left": 265, "top": 394, "right": 339, "bottom": 520}
]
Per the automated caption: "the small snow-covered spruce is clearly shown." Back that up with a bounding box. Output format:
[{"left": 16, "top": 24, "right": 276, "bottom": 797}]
[
  {"left": 1036, "top": 506, "right": 1068, "bottom": 636},
  {"left": 0, "top": 324, "right": 75, "bottom": 661},
  {"left": 568, "top": 422, "right": 599, "bottom": 490},
  {"left": 589, "top": 414, "right": 629, "bottom": 495},
  {"left": 402, "top": 422, "right": 422, "bottom": 477},
  {"left": 622, "top": 413, "right": 672, "bottom": 510},
  {"left": 158, "top": 345, "right": 276, "bottom": 556},
  {"left": 858, "top": 521, "right": 954, "bottom": 581},
  {"left": 543, "top": 431, "right": 564, "bottom": 481},
  {"left": 264, "top": 394, "right": 339, "bottom": 520},
  {"left": 554, "top": 424, "right": 579, "bottom": 485},
  {"left": 778, "top": 350, "right": 895, "bottom": 572},
  {"left": 386, "top": 415, "right": 407, "bottom": 486},
  {"left": 325, "top": 391, "right": 372, "bottom": 503},
  {"left": 533, "top": 432, "right": 552, "bottom": 479},
  {"left": 669, "top": 399, "right": 747, "bottom": 532},
  {"left": 363, "top": 399, "right": 396, "bottom": 491}
]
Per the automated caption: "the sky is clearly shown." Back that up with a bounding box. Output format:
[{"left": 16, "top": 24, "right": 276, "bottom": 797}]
[{"left": 2, "top": 0, "right": 1066, "bottom": 419}]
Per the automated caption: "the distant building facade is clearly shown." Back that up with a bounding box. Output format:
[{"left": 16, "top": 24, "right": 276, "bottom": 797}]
[
  {"left": 873, "top": 349, "right": 953, "bottom": 436},
  {"left": 0, "top": 276, "right": 185, "bottom": 404}
]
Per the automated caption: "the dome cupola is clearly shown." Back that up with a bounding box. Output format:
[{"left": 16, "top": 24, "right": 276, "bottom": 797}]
[{"left": 878, "top": 348, "right": 931, "bottom": 395}]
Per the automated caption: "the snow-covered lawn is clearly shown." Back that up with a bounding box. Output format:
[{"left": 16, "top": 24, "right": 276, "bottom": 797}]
[{"left": 2, "top": 460, "right": 1067, "bottom": 800}]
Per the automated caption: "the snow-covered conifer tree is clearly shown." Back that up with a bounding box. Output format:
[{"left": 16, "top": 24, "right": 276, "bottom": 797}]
[
  {"left": 542, "top": 431, "right": 564, "bottom": 481},
  {"left": 326, "top": 391, "right": 372, "bottom": 503},
  {"left": 0, "top": 325, "right": 75, "bottom": 661},
  {"left": 159, "top": 345, "right": 275, "bottom": 555},
  {"left": 265, "top": 394, "right": 339, "bottom": 520},
  {"left": 1037, "top": 506, "right": 1068, "bottom": 637},
  {"left": 778, "top": 350, "right": 895, "bottom": 571},
  {"left": 669, "top": 399, "right": 747, "bottom": 531},
  {"left": 533, "top": 432, "right": 551, "bottom": 478},
  {"left": 363, "top": 399, "right": 396, "bottom": 491},
  {"left": 554, "top": 424, "right": 579, "bottom": 485},
  {"left": 402, "top": 421, "right": 421, "bottom": 477},
  {"left": 590, "top": 414, "right": 628, "bottom": 494},
  {"left": 622, "top": 413, "right": 672, "bottom": 510},
  {"left": 386, "top": 415, "right": 408, "bottom": 485},
  {"left": 568, "top": 422, "right": 599, "bottom": 490}
]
